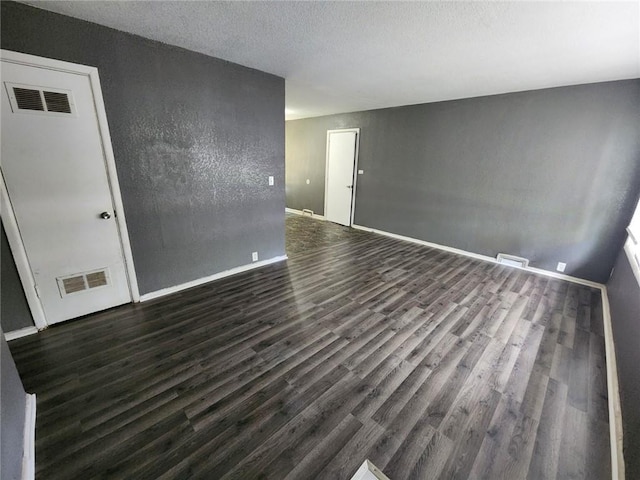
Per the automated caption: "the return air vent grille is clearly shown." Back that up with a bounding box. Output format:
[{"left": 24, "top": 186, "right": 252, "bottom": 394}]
[
  {"left": 14, "top": 87, "right": 45, "bottom": 111},
  {"left": 5, "top": 83, "right": 76, "bottom": 116},
  {"left": 57, "top": 268, "right": 111, "bottom": 297},
  {"left": 43, "top": 91, "right": 72, "bottom": 113}
]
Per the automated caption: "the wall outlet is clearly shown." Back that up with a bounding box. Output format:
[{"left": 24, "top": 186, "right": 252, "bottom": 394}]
[
  {"left": 556, "top": 262, "right": 566, "bottom": 273},
  {"left": 252, "top": 252, "right": 259, "bottom": 262},
  {"left": 358, "top": 169, "right": 364, "bottom": 174},
  {"left": 306, "top": 179, "right": 310, "bottom": 184},
  {"left": 268, "top": 176, "right": 274, "bottom": 186}
]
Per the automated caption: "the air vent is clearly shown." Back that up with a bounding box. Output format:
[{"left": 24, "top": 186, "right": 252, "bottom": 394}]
[
  {"left": 86, "top": 271, "right": 108, "bottom": 288},
  {"left": 62, "top": 276, "right": 86, "bottom": 294},
  {"left": 5, "top": 83, "right": 76, "bottom": 116},
  {"left": 496, "top": 253, "right": 529, "bottom": 268},
  {"left": 57, "top": 268, "right": 110, "bottom": 297},
  {"left": 43, "top": 91, "right": 71, "bottom": 113},
  {"left": 13, "top": 87, "right": 44, "bottom": 111}
]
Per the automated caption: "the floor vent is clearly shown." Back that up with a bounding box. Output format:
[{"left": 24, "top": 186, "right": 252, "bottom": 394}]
[
  {"left": 57, "top": 268, "right": 110, "bottom": 297},
  {"left": 496, "top": 253, "right": 529, "bottom": 268}
]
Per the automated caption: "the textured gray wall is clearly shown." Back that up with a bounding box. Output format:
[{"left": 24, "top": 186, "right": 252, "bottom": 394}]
[
  {"left": 1, "top": 225, "right": 34, "bottom": 331},
  {"left": 1, "top": 328, "right": 27, "bottom": 480},
  {"left": 286, "top": 80, "right": 640, "bottom": 282},
  {"left": 2, "top": 1, "right": 285, "bottom": 295},
  {"left": 607, "top": 248, "right": 640, "bottom": 478}
]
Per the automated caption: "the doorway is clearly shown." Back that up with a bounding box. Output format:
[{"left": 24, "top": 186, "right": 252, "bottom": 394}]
[
  {"left": 1, "top": 50, "right": 138, "bottom": 327},
  {"left": 324, "top": 128, "right": 360, "bottom": 226}
]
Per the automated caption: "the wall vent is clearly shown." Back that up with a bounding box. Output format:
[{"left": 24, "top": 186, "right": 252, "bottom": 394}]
[
  {"left": 5, "top": 83, "right": 76, "bottom": 116},
  {"left": 496, "top": 253, "right": 529, "bottom": 268},
  {"left": 57, "top": 268, "right": 110, "bottom": 297},
  {"left": 14, "top": 87, "right": 45, "bottom": 111}
]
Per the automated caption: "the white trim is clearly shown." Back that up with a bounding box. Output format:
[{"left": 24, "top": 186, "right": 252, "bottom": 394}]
[
  {"left": 352, "top": 224, "right": 605, "bottom": 289},
  {"left": 140, "top": 255, "right": 288, "bottom": 302},
  {"left": 285, "top": 207, "right": 325, "bottom": 220},
  {"left": 0, "top": 173, "right": 47, "bottom": 329},
  {"left": 324, "top": 128, "right": 360, "bottom": 227},
  {"left": 0, "top": 50, "right": 140, "bottom": 329},
  {"left": 4, "top": 326, "right": 39, "bottom": 342},
  {"left": 86, "top": 61, "right": 140, "bottom": 302},
  {"left": 350, "top": 460, "right": 390, "bottom": 480},
  {"left": 600, "top": 287, "right": 625, "bottom": 480},
  {"left": 22, "top": 393, "right": 36, "bottom": 480},
  {"left": 623, "top": 238, "right": 640, "bottom": 288}
]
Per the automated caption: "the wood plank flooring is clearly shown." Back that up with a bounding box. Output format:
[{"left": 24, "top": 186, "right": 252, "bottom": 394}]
[{"left": 8, "top": 214, "right": 610, "bottom": 479}]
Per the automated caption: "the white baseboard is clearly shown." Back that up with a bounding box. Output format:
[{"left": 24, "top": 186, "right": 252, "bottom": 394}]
[
  {"left": 351, "top": 224, "right": 604, "bottom": 289},
  {"left": 600, "top": 287, "right": 625, "bottom": 480},
  {"left": 139, "top": 255, "right": 288, "bottom": 302},
  {"left": 4, "top": 326, "right": 39, "bottom": 342},
  {"left": 285, "top": 207, "right": 325, "bottom": 220},
  {"left": 22, "top": 393, "right": 36, "bottom": 480}
]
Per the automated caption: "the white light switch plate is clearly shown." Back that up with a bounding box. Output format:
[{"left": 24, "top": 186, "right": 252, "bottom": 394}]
[{"left": 268, "top": 176, "right": 274, "bottom": 186}]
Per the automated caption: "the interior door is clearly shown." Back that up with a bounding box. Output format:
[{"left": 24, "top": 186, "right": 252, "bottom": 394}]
[
  {"left": 1, "top": 60, "right": 131, "bottom": 325},
  {"left": 325, "top": 130, "right": 358, "bottom": 226}
]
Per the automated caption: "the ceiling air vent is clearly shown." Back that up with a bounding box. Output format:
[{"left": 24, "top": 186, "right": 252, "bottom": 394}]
[
  {"left": 5, "top": 83, "right": 76, "bottom": 116},
  {"left": 13, "top": 87, "right": 45, "bottom": 111},
  {"left": 57, "top": 268, "right": 111, "bottom": 297}
]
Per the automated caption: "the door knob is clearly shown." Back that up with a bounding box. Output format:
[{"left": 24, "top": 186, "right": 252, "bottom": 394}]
[{"left": 100, "top": 211, "right": 111, "bottom": 220}]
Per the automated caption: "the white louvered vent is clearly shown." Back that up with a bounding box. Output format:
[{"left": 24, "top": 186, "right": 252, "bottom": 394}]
[
  {"left": 496, "top": 253, "right": 529, "bottom": 268},
  {"left": 57, "top": 268, "right": 111, "bottom": 297},
  {"left": 5, "top": 83, "right": 76, "bottom": 116}
]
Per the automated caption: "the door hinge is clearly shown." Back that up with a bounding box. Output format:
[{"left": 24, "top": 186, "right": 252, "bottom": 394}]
[{"left": 34, "top": 285, "right": 41, "bottom": 298}]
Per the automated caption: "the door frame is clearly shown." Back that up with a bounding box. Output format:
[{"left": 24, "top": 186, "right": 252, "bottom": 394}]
[
  {"left": 324, "top": 128, "right": 360, "bottom": 226},
  {"left": 0, "top": 49, "right": 140, "bottom": 330}
]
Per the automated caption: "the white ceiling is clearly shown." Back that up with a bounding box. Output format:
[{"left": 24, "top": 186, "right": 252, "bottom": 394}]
[{"left": 25, "top": 1, "right": 640, "bottom": 120}]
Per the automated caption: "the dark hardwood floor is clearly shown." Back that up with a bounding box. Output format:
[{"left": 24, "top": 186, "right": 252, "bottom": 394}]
[{"left": 9, "top": 214, "right": 610, "bottom": 479}]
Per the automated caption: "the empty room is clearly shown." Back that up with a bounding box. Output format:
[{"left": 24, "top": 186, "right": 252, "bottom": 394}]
[{"left": 1, "top": 1, "right": 639, "bottom": 480}]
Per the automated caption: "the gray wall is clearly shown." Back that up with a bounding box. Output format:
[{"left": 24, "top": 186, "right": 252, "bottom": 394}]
[
  {"left": 1, "top": 328, "right": 27, "bottom": 480},
  {"left": 607, "top": 248, "right": 640, "bottom": 478},
  {"left": 1, "top": 225, "right": 34, "bottom": 331},
  {"left": 286, "top": 80, "right": 640, "bottom": 283},
  {"left": 2, "top": 1, "right": 285, "bottom": 295}
]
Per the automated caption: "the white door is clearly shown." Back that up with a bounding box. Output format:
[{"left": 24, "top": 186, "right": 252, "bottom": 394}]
[
  {"left": 1, "top": 60, "right": 132, "bottom": 325},
  {"left": 325, "top": 129, "right": 359, "bottom": 226}
]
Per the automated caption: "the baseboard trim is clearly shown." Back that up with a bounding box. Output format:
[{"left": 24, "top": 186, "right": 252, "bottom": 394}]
[
  {"left": 600, "top": 286, "right": 625, "bottom": 480},
  {"left": 351, "top": 224, "right": 605, "bottom": 289},
  {"left": 22, "top": 393, "right": 36, "bottom": 480},
  {"left": 4, "top": 326, "right": 39, "bottom": 342},
  {"left": 285, "top": 207, "right": 325, "bottom": 220},
  {"left": 139, "top": 255, "right": 289, "bottom": 302}
]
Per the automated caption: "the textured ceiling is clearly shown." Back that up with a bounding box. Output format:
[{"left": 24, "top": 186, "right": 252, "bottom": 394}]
[{"left": 25, "top": 1, "right": 640, "bottom": 120}]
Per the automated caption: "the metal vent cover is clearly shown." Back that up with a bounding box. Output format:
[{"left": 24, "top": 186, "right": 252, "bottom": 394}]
[
  {"left": 5, "top": 83, "right": 76, "bottom": 116},
  {"left": 496, "top": 253, "right": 529, "bottom": 268},
  {"left": 13, "top": 87, "right": 45, "bottom": 111},
  {"left": 43, "top": 91, "right": 72, "bottom": 113},
  {"left": 57, "top": 268, "right": 111, "bottom": 297}
]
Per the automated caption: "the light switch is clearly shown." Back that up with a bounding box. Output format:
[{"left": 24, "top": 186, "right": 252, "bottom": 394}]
[
  {"left": 358, "top": 170, "right": 364, "bottom": 174},
  {"left": 268, "top": 176, "right": 274, "bottom": 186}
]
